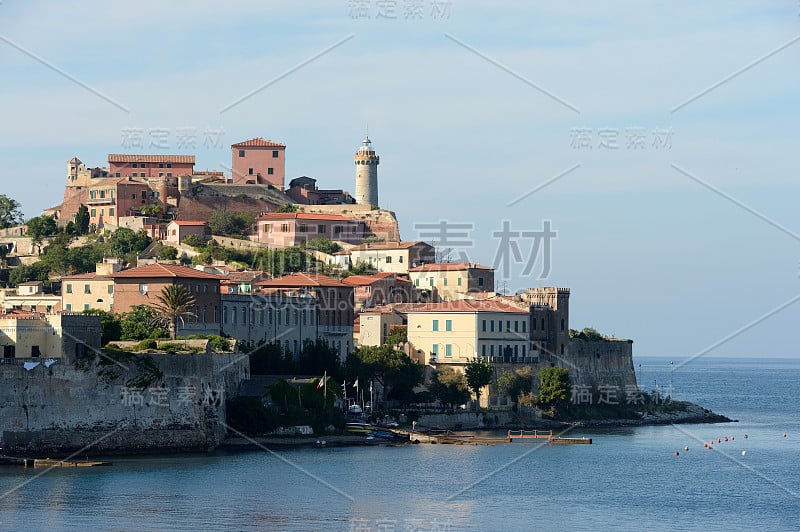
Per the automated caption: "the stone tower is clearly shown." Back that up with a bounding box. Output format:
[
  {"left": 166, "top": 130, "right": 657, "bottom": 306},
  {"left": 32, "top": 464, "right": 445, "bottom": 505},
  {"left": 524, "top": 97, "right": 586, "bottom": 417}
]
[
  {"left": 354, "top": 136, "right": 379, "bottom": 207},
  {"left": 67, "top": 156, "right": 86, "bottom": 187}
]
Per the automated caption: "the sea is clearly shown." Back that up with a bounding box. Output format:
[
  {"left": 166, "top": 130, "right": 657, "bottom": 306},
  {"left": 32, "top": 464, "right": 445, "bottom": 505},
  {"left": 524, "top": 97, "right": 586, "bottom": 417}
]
[{"left": 1, "top": 356, "right": 799, "bottom": 532}]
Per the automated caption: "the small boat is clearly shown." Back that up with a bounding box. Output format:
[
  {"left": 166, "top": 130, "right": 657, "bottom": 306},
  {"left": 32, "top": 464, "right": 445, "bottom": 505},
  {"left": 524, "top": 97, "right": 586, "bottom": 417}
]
[{"left": 346, "top": 422, "right": 374, "bottom": 434}]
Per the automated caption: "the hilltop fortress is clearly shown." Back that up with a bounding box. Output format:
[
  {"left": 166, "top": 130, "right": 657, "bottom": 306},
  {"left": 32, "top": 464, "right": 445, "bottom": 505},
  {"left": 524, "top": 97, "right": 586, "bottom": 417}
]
[{"left": 45, "top": 136, "right": 400, "bottom": 242}]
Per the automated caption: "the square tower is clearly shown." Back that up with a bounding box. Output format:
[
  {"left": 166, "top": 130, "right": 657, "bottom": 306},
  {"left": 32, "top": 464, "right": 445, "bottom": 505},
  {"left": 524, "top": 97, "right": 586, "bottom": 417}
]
[{"left": 231, "top": 138, "right": 286, "bottom": 188}]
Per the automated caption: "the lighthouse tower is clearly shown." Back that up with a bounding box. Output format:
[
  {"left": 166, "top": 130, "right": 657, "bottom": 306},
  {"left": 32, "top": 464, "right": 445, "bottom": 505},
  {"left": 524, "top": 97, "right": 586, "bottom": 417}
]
[{"left": 354, "top": 136, "right": 380, "bottom": 207}]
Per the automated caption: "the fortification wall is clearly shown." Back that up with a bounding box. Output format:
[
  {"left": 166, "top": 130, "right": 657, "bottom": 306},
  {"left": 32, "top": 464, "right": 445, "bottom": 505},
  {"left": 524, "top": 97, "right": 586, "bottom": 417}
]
[
  {"left": 557, "top": 338, "right": 637, "bottom": 390},
  {"left": 0, "top": 353, "right": 248, "bottom": 455}
]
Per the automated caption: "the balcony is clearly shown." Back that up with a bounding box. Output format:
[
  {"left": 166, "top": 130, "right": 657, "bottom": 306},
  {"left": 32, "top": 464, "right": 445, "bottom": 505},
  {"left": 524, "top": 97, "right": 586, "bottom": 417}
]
[{"left": 86, "top": 197, "right": 114, "bottom": 205}]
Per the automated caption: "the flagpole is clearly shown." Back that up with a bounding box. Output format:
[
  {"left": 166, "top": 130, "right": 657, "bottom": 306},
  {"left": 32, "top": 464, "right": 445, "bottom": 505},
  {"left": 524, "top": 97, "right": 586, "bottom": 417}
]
[{"left": 323, "top": 370, "right": 327, "bottom": 409}]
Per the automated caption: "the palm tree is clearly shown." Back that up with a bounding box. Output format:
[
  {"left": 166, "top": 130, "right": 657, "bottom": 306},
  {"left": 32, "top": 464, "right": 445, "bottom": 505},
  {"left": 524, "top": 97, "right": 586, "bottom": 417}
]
[{"left": 150, "top": 285, "right": 196, "bottom": 340}]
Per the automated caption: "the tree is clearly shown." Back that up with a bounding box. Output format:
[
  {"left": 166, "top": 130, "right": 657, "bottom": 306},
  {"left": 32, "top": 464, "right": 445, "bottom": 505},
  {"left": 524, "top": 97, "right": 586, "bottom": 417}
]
[
  {"left": 9, "top": 262, "right": 51, "bottom": 286},
  {"left": 384, "top": 325, "right": 407, "bottom": 347},
  {"left": 303, "top": 237, "right": 342, "bottom": 255},
  {"left": 278, "top": 203, "right": 298, "bottom": 213},
  {"left": 140, "top": 204, "right": 163, "bottom": 219},
  {"left": 26, "top": 215, "right": 59, "bottom": 246},
  {"left": 209, "top": 209, "right": 255, "bottom": 238},
  {"left": 149, "top": 285, "right": 197, "bottom": 339},
  {"left": 106, "top": 228, "right": 151, "bottom": 262},
  {"left": 74, "top": 205, "right": 90, "bottom": 235},
  {"left": 464, "top": 358, "right": 494, "bottom": 411},
  {"left": 346, "top": 345, "right": 423, "bottom": 403},
  {"left": 495, "top": 367, "right": 533, "bottom": 404},
  {"left": 430, "top": 366, "right": 470, "bottom": 409},
  {"left": 537, "top": 366, "right": 570, "bottom": 417},
  {"left": 83, "top": 309, "right": 122, "bottom": 345},
  {"left": 182, "top": 234, "right": 205, "bottom": 248},
  {"left": 157, "top": 246, "right": 179, "bottom": 261},
  {"left": 0, "top": 195, "right": 23, "bottom": 229},
  {"left": 121, "top": 305, "right": 168, "bottom": 341}
]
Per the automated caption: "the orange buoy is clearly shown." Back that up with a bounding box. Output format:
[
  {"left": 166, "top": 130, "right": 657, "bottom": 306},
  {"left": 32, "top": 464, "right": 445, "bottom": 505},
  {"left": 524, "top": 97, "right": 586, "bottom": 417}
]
[
  {"left": 718, "top": 438, "right": 721, "bottom": 444},
  {"left": 704, "top": 443, "right": 708, "bottom": 448}
]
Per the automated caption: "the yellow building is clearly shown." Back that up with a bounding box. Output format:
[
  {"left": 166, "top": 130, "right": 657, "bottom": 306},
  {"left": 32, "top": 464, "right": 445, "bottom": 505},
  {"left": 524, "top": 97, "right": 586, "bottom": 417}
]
[
  {"left": 0, "top": 312, "right": 101, "bottom": 361},
  {"left": 357, "top": 307, "right": 405, "bottom": 347},
  {"left": 402, "top": 300, "right": 531, "bottom": 367},
  {"left": 408, "top": 262, "right": 495, "bottom": 302},
  {"left": 61, "top": 259, "right": 122, "bottom": 312}
]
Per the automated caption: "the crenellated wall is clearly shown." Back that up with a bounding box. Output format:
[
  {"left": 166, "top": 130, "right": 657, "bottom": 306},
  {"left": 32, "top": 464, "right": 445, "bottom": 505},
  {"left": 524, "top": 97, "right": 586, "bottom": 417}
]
[
  {"left": 551, "top": 338, "right": 637, "bottom": 390},
  {"left": 0, "top": 353, "right": 248, "bottom": 455}
]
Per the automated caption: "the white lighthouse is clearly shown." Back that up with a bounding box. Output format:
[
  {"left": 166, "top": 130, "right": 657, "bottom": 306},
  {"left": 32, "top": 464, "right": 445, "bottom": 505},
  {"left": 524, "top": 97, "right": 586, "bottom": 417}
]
[{"left": 354, "top": 136, "right": 380, "bottom": 207}]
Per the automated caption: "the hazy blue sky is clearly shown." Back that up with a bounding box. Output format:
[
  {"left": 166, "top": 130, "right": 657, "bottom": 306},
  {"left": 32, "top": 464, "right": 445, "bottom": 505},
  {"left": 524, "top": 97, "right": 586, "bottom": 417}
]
[{"left": 1, "top": 1, "right": 798, "bottom": 357}]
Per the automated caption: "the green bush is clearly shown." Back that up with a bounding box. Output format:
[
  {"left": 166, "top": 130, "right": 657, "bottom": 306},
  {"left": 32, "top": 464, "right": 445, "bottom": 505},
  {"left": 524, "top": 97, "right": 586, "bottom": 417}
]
[
  {"left": 157, "top": 246, "right": 179, "bottom": 261},
  {"left": 137, "top": 338, "right": 157, "bottom": 351}
]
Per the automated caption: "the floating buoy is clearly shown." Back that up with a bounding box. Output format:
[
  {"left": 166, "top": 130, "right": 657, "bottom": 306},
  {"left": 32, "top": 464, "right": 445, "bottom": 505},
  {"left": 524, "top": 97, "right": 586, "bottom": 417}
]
[
  {"left": 718, "top": 438, "right": 721, "bottom": 444},
  {"left": 684, "top": 446, "right": 689, "bottom": 451},
  {"left": 674, "top": 451, "right": 680, "bottom": 456},
  {"left": 704, "top": 443, "right": 708, "bottom": 448},
  {"left": 731, "top": 436, "right": 734, "bottom": 441},
  {"left": 744, "top": 434, "right": 748, "bottom": 439},
  {"left": 741, "top": 450, "right": 746, "bottom": 456},
  {"left": 783, "top": 433, "right": 787, "bottom": 438},
  {"left": 724, "top": 437, "right": 728, "bottom": 442}
]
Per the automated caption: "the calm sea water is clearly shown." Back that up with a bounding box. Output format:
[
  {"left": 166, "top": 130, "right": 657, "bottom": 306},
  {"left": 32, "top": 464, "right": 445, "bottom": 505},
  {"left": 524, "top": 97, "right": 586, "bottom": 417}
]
[{"left": 2, "top": 356, "right": 799, "bottom": 532}]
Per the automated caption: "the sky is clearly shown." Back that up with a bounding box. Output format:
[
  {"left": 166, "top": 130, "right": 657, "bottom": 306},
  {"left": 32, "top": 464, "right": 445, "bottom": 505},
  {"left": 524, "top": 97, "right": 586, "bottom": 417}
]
[{"left": 0, "top": 1, "right": 798, "bottom": 357}]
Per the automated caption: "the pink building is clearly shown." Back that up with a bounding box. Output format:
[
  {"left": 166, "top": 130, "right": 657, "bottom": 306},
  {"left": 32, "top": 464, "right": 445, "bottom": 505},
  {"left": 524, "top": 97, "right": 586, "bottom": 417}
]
[
  {"left": 86, "top": 178, "right": 154, "bottom": 228},
  {"left": 231, "top": 138, "right": 286, "bottom": 188},
  {"left": 108, "top": 154, "right": 195, "bottom": 179},
  {"left": 165, "top": 221, "right": 210, "bottom": 244},
  {"left": 256, "top": 213, "right": 367, "bottom": 248}
]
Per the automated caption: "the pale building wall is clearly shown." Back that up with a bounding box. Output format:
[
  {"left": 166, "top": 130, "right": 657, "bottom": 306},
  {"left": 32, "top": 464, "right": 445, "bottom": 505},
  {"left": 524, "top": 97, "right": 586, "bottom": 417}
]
[
  {"left": 232, "top": 145, "right": 285, "bottom": 188},
  {"left": 62, "top": 278, "right": 115, "bottom": 312},
  {"left": 358, "top": 312, "right": 404, "bottom": 346},
  {"left": 221, "top": 294, "right": 317, "bottom": 353}
]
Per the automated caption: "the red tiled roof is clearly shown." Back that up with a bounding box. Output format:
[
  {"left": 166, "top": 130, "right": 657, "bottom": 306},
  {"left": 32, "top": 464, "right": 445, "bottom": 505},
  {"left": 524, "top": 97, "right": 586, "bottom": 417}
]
[
  {"left": 408, "top": 262, "right": 493, "bottom": 272},
  {"left": 393, "top": 300, "right": 528, "bottom": 314},
  {"left": 259, "top": 213, "right": 354, "bottom": 222},
  {"left": 108, "top": 154, "right": 195, "bottom": 164},
  {"left": 349, "top": 241, "right": 426, "bottom": 251},
  {"left": 342, "top": 272, "right": 403, "bottom": 286},
  {"left": 61, "top": 272, "right": 112, "bottom": 281},
  {"left": 257, "top": 272, "right": 349, "bottom": 288},
  {"left": 170, "top": 221, "right": 208, "bottom": 226},
  {"left": 231, "top": 137, "right": 285, "bottom": 148},
  {"left": 111, "top": 264, "right": 223, "bottom": 280}
]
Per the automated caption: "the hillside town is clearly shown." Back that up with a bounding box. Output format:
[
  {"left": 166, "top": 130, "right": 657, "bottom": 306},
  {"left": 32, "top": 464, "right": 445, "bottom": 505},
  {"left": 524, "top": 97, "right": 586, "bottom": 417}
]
[{"left": 0, "top": 134, "right": 638, "bottom": 428}]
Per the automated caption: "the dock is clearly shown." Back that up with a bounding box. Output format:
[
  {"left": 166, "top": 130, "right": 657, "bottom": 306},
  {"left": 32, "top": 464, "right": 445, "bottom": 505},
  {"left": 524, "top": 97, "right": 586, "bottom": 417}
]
[
  {"left": 0, "top": 455, "right": 111, "bottom": 467},
  {"left": 401, "top": 429, "right": 592, "bottom": 445}
]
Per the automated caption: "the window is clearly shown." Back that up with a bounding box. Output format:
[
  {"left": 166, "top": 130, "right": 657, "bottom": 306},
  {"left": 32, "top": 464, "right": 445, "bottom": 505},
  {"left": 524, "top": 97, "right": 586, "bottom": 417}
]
[
  {"left": 100, "top": 208, "right": 104, "bottom": 216},
  {"left": 66, "top": 304, "right": 72, "bottom": 311},
  {"left": 522, "top": 345, "right": 526, "bottom": 356},
  {"left": 66, "top": 284, "right": 73, "bottom": 294},
  {"left": 431, "top": 344, "right": 439, "bottom": 356},
  {"left": 115, "top": 172, "right": 120, "bottom": 177},
  {"left": 514, "top": 321, "right": 519, "bottom": 332},
  {"left": 267, "top": 168, "right": 274, "bottom": 175},
  {"left": 109, "top": 208, "right": 115, "bottom": 217},
  {"left": 166, "top": 173, "right": 172, "bottom": 177},
  {"left": 482, "top": 320, "right": 486, "bottom": 332},
  {"left": 158, "top": 163, "right": 164, "bottom": 168},
  {"left": 132, "top": 163, "right": 138, "bottom": 168},
  {"left": 498, "top": 320, "right": 503, "bottom": 332},
  {"left": 233, "top": 307, "right": 237, "bottom": 324},
  {"left": 443, "top": 278, "right": 448, "bottom": 287},
  {"left": 415, "top": 279, "right": 419, "bottom": 287},
  {"left": 159, "top": 172, "right": 164, "bottom": 177},
  {"left": 141, "top": 163, "right": 147, "bottom": 168},
  {"left": 385, "top": 256, "right": 392, "bottom": 264},
  {"left": 223, "top": 306, "right": 228, "bottom": 324},
  {"left": 432, "top": 319, "right": 439, "bottom": 332},
  {"left": 561, "top": 344, "right": 565, "bottom": 355},
  {"left": 506, "top": 320, "right": 511, "bottom": 331},
  {"left": 318, "top": 224, "right": 326, "bottom": 234},
  {"left": 490, "top": 320, "right": 495, "bottom": 332},
  {"left": 242, "top": 306, "right": 247, "bottom": 324},
  {"left": 490, "top": 345, "right": 495, "bottom": 356},
  {"left": 445, "top": 344, "right": 452, "bottom": 357},
  {"left": 541, "top": 318, "right": 545, "bottom": 329},
  {"left": 478, "top": 277, "right": 484, "bottom": 286},
  {"left": 91, "top": 209, "right": 96, "bottom": 217},
  {"left": 457, "top": 277, "right": 462, "bottom": 286},
  {"left": 272, "top": 150, "right": 279, "bottom": 158},
  {"left": 248, "top": 167, "right": 254, "bottom": 175},
  {"left": 31, "top": 345, "right": 41, "bottom": 358},
  {"left": 239, "top": 149, "right": 245, "bottom": 157},
  {"left": 429, "top": 278, "right": 434, "bottom": 287},
  {"left": 108, "top": 285, "right": 114, "bottom": 294},
  {"left": 281, "top": 224, "right": 289, "bottom": 232},
  {"left": 167, "top": 163, "right": 172, "bottom": 168},
  {"left": 445, "top": 319, "right": 452, "bottom": 332},
  {"left": 561, "top": 318, "right": 565, "bottom": 331},
  {"left": 522, "top": 321, "right": 526, "bottom": 333},
  {"left": 399, "top": 256, "right": 404, "bottom": 263},
  {"left": 141, "top": 191, "right": 147, "bottom": 199},
  {"left": 84, "top": 284, "right": 91, "bottom": 294},
  {"left": 139, "top": 284, "right": 148, "bottom": 295},
  {"left": 84, "top": 304, "right": 90, "bottom": 311},
  {"left": 99, "top": 190, "right": 105, "bottom": 199},
  {"left": 482, "top": 345, "right": 486, "bottom": 356}
]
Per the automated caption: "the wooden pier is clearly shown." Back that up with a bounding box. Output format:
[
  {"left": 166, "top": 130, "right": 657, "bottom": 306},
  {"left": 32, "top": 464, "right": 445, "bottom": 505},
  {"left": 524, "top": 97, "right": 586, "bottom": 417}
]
[
  {"left": 402, "top": 429, "right": 592, "bottom": 445},
  {"left": 0, "top": 455, "right": 111, "bottom": 467}
]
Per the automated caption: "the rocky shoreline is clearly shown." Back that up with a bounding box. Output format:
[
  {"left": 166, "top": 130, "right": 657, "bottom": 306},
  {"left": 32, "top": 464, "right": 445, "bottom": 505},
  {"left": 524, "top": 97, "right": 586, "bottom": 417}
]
[{"left": 566, "top": 403, "right": 733, "bottom": 428}]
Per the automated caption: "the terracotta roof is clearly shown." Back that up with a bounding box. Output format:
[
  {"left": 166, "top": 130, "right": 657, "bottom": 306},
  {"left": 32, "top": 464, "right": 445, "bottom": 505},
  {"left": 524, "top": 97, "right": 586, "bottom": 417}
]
[
  {"left": 349, "top": 241, "right": 427, "bottom": 251},
  {"left": 226, "top": 271, "right": 269, "bottom": 283},
  {"left": 408, "top": 262, "right": 493, "bottom": 272},
  {"left": 17, "top": 281, "right": 43, "bottom": 286},
  {"left": 393, "top": 300, "right": 528, "bottom": 314},
  {"left": 170, "top": 221, "right": 208, "bottom": 226},
  {"left": 108, "top": 154, "right": 195, "bottom": 164},
  {"left": 342, "top": 272, "right": 405, "bottom": 286},
  {"left": 231, "top": 138, "right": 286, "bottom": 148},
  {"left": 258, "top": 213, "right": 355, "bottom": 222},
  {"left": 111, "top": 264, "right": 223, "bottom": 280},
  {"left": 61, "top": 272, "right": 112, "bottom": 281},
  {"left": 257, "top": 272, "right": 349, "bottom": 288}
]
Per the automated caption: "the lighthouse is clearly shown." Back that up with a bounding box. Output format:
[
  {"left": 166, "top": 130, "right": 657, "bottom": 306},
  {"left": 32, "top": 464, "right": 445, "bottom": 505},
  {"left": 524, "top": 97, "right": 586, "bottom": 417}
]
[{"left": 354, "top": 136, "right": 380, "bottom": 207}]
